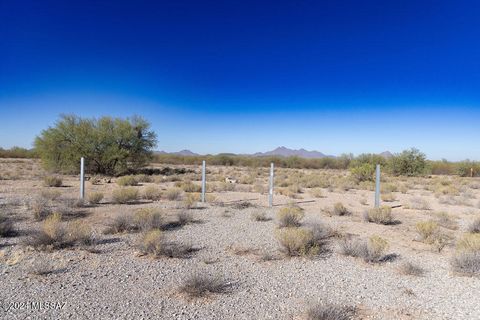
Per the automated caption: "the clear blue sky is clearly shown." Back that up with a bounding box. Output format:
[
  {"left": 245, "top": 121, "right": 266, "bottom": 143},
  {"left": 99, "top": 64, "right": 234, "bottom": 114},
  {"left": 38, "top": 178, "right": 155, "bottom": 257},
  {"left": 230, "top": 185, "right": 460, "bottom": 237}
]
[{"left": 1, "top": 0, "right": 479, "bottom": 161}]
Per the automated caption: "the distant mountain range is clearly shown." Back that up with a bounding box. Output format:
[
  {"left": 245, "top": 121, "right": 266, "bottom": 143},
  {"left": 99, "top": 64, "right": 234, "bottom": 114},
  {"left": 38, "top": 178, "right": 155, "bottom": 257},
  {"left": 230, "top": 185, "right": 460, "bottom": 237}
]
[{"left": 155, "top": 147, "right": 392, "bottom": 159}]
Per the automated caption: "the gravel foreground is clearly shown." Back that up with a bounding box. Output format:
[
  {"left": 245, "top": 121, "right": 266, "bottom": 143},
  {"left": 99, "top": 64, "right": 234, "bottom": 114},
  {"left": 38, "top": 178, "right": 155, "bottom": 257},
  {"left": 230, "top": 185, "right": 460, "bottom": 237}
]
[{"left": 1, "top": 203, "right": 480, "bottom": 320}]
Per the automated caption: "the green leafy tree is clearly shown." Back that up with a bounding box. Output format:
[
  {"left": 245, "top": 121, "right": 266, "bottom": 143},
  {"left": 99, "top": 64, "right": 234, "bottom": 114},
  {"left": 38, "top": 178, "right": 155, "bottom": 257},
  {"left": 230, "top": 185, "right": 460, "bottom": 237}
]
[
  {"left": 389, "top": 148, "right": 427, "bottom": 176},
  {"left": 34, "top": 115, "right": 157, "bottom": 175}
]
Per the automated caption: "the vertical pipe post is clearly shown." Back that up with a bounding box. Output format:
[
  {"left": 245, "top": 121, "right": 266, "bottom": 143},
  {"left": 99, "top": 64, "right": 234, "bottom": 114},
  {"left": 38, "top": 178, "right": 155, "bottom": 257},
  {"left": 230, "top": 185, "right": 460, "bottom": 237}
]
[
  {"left": 80, "top": 157, "right": 85, "bottom": 200},
  {"left": 269, "top": 162, "right": 274, "bottom": 207},
  {"left": 374, "top": 164, "right": 380, "bottom": 208},
  {"left": 201, "top": 160, "right": 206, "bottom": 203}
]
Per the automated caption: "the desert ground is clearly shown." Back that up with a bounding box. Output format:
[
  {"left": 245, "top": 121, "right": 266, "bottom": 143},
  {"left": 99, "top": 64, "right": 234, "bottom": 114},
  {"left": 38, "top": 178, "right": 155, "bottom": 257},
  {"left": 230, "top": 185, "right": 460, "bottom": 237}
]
[{"left": 1, "top": 158, "right": 480, "bottom": 320}]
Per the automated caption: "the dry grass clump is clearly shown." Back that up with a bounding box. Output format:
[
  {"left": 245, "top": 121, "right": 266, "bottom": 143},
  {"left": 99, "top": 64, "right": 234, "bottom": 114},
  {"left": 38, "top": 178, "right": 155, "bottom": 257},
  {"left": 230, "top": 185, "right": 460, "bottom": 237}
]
[
  {"left": 381, "top": 192, "right": 397, "bottom": 202},
  {"left": 176, "top": 211, "right": 194, "bottom": 226},
  {"left": 104, "top": 212, "right": 136, "bottom": 234},
  {"left": 28, "top": 257, "right": 55, "bottom": 276},
  {"left": 117, "top": 175, "right": 138, "bottom": 186},
  {"left": 415, "top": 220, "right": 450, "bottom": 252},
  {"left": 135, "top": 174, "right": 153, "bottom": 183},
  {"left": 30, "top": 196, "right": 52, "bottom": 221},
  {"left": 398, "top": 261, "right": 425, "bottom": 276},
  {"left": 25, "top": 213, "right": 95, "bottom": 250},
  {"left": 277, "top": 206, "right": 304, "bottom": 228},
  {"left": 306, "top": 303, "right": 356, "bottom": 320},
  {"left": 112, "top": 187, "right": 139, "bottom": 204},
  {"left": 164, "top": 187, "right": 183, "bottom": 201},
  {"left": 364, "top": 206, "right": 393, "bottom": 225},
  {"left": 0, "top": 212, "right": 16, "bottom": 237},
  {"left": 309, "top": 188, "right": 324, "bottom": 198},
  {"left": 467, "top": 218, "right": 480, "bottom": 233},
  {"left": 137, "top": 230, "right": 163, "bottom": 257},
  {"left": 331, "top": 202, "right": 351, "bottom": 216},
  {"left": 143, "top": 185, "right": 162, "bottom": 201},
  {"left": 87, "top": 191, "right": 104, "bottom": 205},
  {"left": 178, "top": 273, "right": 231, "bottom": 298},
  {"left": 433, "top": 211, "right": 458, "bottom": 230},
  {"left": 40, "top": 189, "right": 62, "bottom": 201},
  {"left": 43, "top": 175, "right": 63, "bottom": 187},
  {"left": 456, "top": 233, "right": 480, "bottom": 252},
  {"left": 406, "top": 197, "right": 430, "bottom": 210},
  {"left": 275, "top": 223, "right": 331, "bottom": 257},
  {"left": 340, "top": 235, "right": 389, "bottom": 263},
  {"left": 451, "top": 252, "right": 480, "bottom": 276},
  {"left": 175, "top": 180, "right": 202, "bottom": 193},
  {"left": 134, "top": 208, "right": 163, "bottom": 231},
  {"left": 251, "top": 210, "right": 271, "bottom": 222},
  {"left": 183, "top": 193, "right": 200, "bottom": 208}
]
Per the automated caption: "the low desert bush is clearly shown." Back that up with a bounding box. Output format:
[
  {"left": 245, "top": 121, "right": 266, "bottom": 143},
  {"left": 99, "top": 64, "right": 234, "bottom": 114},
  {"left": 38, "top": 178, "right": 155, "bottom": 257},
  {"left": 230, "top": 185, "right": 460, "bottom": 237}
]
[
  {"left": 332, "top": 202, "right": 351, "bottom": 216},
  {"left": 28, "top": 257, "right": 55, "bottom": 276},
  {"left": 467, "top": 218, "right": 480, "bottom": 233},
  {"left": 112, "top": 187, "right": 139, "bottom": 204},
  {"left": 87, "top": 191, "right": 104, "bottom": 205},
  {"left": 67, "top": 220, "right": 96, "bottom": 246},
  {"left": 275, "top": 224, "right": 329, "bottom": 257},
  {"left": 30, "top": 197, "right": 52, "bottom": 221},
  {"left": 176, "top": 211, "right": 194, "bottom": 226},
  {"left": 164, "top": 187, "right": 183, "bottom": 201},
  {"left": 117, "top": 175, "right": 138, "bottom": 186},
  {"left": 433, "top": 212, "right": 458, "bottom": 230},
  {"left": 364, "top": 206, "right": 393, "bottom": 225},
  {"left": 40, "top": 189, "right": 62, "bottom": 201},
  {"left": 309, "top": 188, "right": 324, "bottom": 198},
  {"left": 143, "top": 185, "right": 162, "bottom": 201},
  {"left": 175, "top": 180, "right": 202, "bottom": 193},
  {"left": 183, "top": 193, "right": 200, "bottom": 208},
  {"left": 456, "top": 233, "right": 480, "bottom": 252},
  {"left": 415, "top": 220, "right": 439, "bottom": 242},
  {"left": 43, "top": 175, "right": 63, "bottom": 187},
  {"left": 306, "top": 303, "right": 356, "bottom": 320},
  {"left": 134, "top": 208, "right": 163, "bottom": 231},
  {"left": 178, "top": 273, "right": 230, "bottom": 298},
  {"left": 277, "top": 206, "right": 304, "bottom": 228},
  {"left": 0, "top": 212, "right": 16, "bottom": 237},
  {"left": 104, "top": 213, "right": 136, "bottom": 234},
  {"left": 406, "top": 197, "right": 430, "bottom": 210},
  {"left": 251, "top": 211, "right": 270, "bottom": 222},
  {"left": 25, "top": 213, "right": 70, "bottom": 250},
  {"left": 350, "top": 163, "right": 375, "bottom": 182},
  {"left": 135, "top": 174, "right": 153, "bottom": 183},
  {"left": 398, "top": 261, "right": 424, "bottom": 276},
  {"left": 381, "top": 192, "right": 396, "bottom": 202},
  {"left": 137, "top": 230, "right": 164, "bottom": 257},
  {"left": 451, "top": 252, "right": 480, "bottom": 276},
  {"left": 340, "top": 235, "right": 389, "bottom": 263}
]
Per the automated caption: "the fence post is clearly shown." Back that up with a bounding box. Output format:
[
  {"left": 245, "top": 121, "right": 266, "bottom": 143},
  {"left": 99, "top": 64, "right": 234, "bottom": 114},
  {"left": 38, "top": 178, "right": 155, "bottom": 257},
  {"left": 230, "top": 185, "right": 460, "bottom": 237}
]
[
  {"left": 375, "top": 164, "right": 380, "bottom": 208},
  {"left": 80, "top": 157, "right": 85, "bottom": 200},
  {"left": 201, "top": 160, "right": 206, "bottom": 203},
  {"left": 269, "top": 162, "right": 274, "bottom": 207}
]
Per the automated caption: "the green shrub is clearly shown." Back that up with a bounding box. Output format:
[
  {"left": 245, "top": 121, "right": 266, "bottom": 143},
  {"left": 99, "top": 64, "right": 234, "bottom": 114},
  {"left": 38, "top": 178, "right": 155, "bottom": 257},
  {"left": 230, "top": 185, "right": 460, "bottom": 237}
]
[
  {"left": 389, "top": 148, "right": 427, "bottom": 177},
  {"left": 112, "top": 187, "right": 139, "bottom": 204},
  {"left": 350, "top": 163, "right": 375, "bottom": 182}
]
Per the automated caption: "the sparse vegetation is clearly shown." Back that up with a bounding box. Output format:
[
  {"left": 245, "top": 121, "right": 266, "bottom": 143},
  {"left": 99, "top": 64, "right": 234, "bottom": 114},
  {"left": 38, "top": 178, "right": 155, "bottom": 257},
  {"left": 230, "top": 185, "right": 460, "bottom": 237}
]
[
  {"left": 340, "top": 235, "right": 389, "bottom": 263},
  {"left": 143, "top": 185, "right": 162, "bottom": 201},
  {"left": 134, "top": 208, "right": 163, "bottom": 231},
  {"left": 104, "top": 212, "right": 136, "bottom": 234},
  {"left": 43, "top": 175, "right": 63, "bottom": 187},
  {"left": 275, "top": 223, "right": 330, "bottom": 257},
  {"left": 112, "top": 187, "right": 139, "bottom": 204},
  {"left": 178, "top": 273, "right": 230, "bottom": 298},
  {"left": 364, "top": 206, "right": 393, "bottom": 225},
  {"left": 0, "top": 212, "right": 16, "bottom": 237},
  {"left": 30, "top": 196, "right": 51, "bottom": 221},
  {"left": 277, "top": 206, "right": 304, "bottom": 228},
  {"left": 456, "top": 233, "right": 480, "bottom": 252},
  {"left": 306, "top": 303, "right": 356, "bottom": 320},
  {"left": 164, "top": 187, "right": 183, "bottom": 201},
  {"left": 399, "top": 261, "right": 425, "bottom": 276},
  {"left": 467, "top": 218, "right": 480, "bottom": 233},
  {"left": 332, "top": 202, "right": 351, "bottom": 216},
  {"left": 87, "top": 191, "right": 104, "bottom": 205},
  {"left": 117, "top": 175, "right": 138, "bottom": 186},
  {"left": 251, "top": 210, "right": 270, "bottom": 222}
]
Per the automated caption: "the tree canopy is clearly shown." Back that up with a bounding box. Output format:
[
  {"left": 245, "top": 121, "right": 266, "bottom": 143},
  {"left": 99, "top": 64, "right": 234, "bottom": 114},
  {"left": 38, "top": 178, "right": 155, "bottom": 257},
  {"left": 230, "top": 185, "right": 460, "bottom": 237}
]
[{"left": 34, "top": 115, "right": 157, "bottom": 175}]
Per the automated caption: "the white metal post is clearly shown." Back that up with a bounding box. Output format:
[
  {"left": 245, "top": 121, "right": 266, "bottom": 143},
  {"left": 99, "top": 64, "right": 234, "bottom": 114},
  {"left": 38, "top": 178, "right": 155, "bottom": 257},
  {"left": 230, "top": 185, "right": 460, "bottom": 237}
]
[
  {"left": 269, "top": 162, "right": 274, "bottom": 207},
  {"left": 201, "top": 160, "right": 206, "bottom": 203},
  {"left": 80, "top": 157, "right": 85, "bottom": 200},
  {"left": 375, "top": 164, "right": 380, "bottom": 208}
]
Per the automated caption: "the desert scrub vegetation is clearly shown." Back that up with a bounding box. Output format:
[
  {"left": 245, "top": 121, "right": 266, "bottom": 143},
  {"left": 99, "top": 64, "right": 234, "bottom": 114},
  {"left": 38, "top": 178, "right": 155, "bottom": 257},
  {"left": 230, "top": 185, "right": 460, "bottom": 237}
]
[
  {"left": 25, "top": 213, "right": 95, "bottom": 250},
  {"left": 328, "top": 202, "right": 351, "bottom": 216},
  {"left": 364, "top": 206, "right": 393, "bottom": 225},
  {"left": 30, "top": 196, "right": 52, "bottom": 221},
  {"left": 275, "top": 223, "right": 331, "bottom": 257},
  {"left": 350, "top": 163, "right": 375, "bottom": 182},
  {"left": 178, "top": 273, "right": 231, "bottom": 298},
  {"left": 104, "top": 212, "right": 137, "bottom": 234},
  {"left": 117, "top": 175, "right": 138, "bottom": 186},
  {"left": 112, "top": 187, "right": 139, "bottom": 204},
  {"left": 277, "top": 206, "right": 304, "bottom": 228},
  {"left": 87, "top": 191, "right": 104, "bottom": 205},
  {"left": 40, "top": 189, "right": 62, "bottom": 201},
  {"left": 432, "top": 211, "right": 458, "bottom": 230},
  {"left": 306, "top": 303, "right": 356, "bottom": 320},
  {"left": 398, "top": 261, "right": 425, "bottom": 276},
  {"left": 43, "top": 175, "right": 63, "bottom": 187},
  {"left": 467, "top": 218, "right": 480, "bottom": 233},
  {"left": 251, "top": 210, "right": 270, "bottom": 222},
  {"left": 450, "top": 233, "right": 480, "bottom": 276},
  {"left": 183, "top": 193, "right": 200, "bottom": 208},
  {"left": 143, "top": 185, "right": 162, "bottom": 201},
  {"left": 381, "top": 192, "right": 396, "bottom": 202},
  {"left": 456, "top": 233, "right": 480, "bottom": 252},
  {"left": 340, "top": 235, "right": 390, "bottom": 263},
  {"left": 175, "top": 180, "right": 202, "bottom": 193},
  {"left": 164, "top": 187, "right": 183, "bottom": 200},
  {"left": 309, "top": 188, "right": 324, "bottom": 198},
  {"left": 0, "top": 211, "right": 16, "bottom": 237},
  {"left": 405, "top": 197, "right": 430, "bottom": 210},
  {"left": 134, "top": 208, "right": 163, "bottom": 231},
  {"left": 415, "top": 220, "right": 450, "bottom": 252}
]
